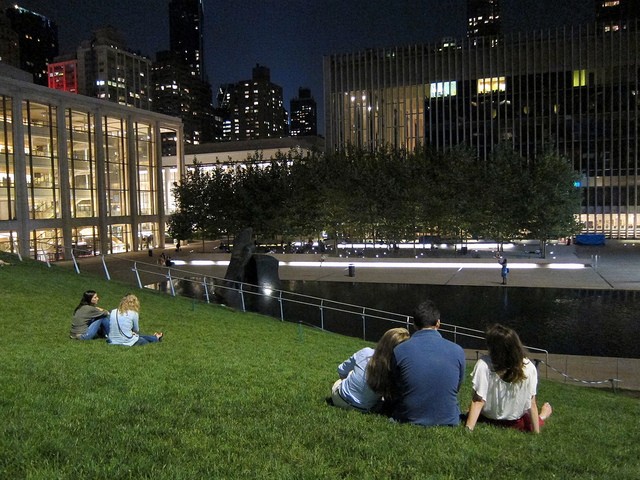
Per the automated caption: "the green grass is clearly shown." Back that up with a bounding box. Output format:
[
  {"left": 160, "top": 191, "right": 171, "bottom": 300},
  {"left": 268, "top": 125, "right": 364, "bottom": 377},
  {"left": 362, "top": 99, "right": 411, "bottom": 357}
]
[{"left": 1, "top": 251, "right": 639, "bottom": 479}]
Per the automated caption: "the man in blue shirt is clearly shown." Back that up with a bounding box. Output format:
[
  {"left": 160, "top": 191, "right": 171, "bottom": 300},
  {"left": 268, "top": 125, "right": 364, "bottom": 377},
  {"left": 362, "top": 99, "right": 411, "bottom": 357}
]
[{"left": 391, "top": 300, "right": 466, "bottom": 426}]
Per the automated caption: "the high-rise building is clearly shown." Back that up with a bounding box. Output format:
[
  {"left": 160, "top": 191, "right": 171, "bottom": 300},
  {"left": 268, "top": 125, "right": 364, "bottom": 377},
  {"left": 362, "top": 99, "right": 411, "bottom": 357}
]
[
  {"left": 76, "top": 27, "right": 152, "bottom": 110},
  {"left": 290, "top": 88, "right": 317, "bottom": 136},
  {"left": 0, "top": 0, "right": 18, "bottom": 68},
  {"left": 47, "top": 56, "right": 78, "bottom": 93},
  {"left": 595, "top": 0, "right": 640, "bottom": 32},
  {"left": 219, "top": 64, "right": 287, "bottom": 141},
  {"left": 324, "top": 21, "right": 640, "bottom": 239},
  {"left": 467, "top": 0, "right": 501, "bottom": 41},
  {"left": 5, "top": 4, "right": 58, "bottom": 85},
  {"left": 152, "top": 50, "right": 217, "bottom": 148},
  {"left": 169, "top": 0, "right": 204, "bottom": 80},
  {"left": 153, "top": 0, "right": 216, "bottom": 150}
]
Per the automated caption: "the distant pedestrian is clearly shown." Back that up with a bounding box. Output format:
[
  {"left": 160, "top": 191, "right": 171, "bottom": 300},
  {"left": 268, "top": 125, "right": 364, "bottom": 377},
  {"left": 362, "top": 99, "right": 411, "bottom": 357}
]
[{"left": 499, "top": 257, "right": 509, "bottom": 285}]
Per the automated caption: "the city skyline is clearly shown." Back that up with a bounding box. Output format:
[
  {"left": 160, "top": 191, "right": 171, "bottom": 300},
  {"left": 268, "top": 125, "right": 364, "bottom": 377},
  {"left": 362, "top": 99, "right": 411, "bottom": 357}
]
[{"left": 14, "top": 0, "right": 594, "bottom": 134}]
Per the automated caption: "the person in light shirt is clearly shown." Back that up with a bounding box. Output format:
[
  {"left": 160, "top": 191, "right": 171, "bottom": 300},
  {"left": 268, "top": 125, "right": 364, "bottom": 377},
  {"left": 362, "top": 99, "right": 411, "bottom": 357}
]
[
  {"left": 330, "top": 328, "right": 410, "bottom": 413},
  {"left": 107, "top": 294, "right": 163, "bottom": 347},
  {"left": 465, "top": 323, "right": 553, "bottom": 433}
]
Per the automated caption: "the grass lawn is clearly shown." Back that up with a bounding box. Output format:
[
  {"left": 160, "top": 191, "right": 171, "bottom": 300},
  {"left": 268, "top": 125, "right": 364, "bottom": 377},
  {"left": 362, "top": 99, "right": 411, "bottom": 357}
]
[{"left": 1, "top": 252, "right": 639, "bottom": 479}]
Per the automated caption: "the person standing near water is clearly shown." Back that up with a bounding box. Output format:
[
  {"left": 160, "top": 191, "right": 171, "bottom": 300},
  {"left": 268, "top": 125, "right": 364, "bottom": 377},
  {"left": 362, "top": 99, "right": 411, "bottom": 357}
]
[{"left": 499, "top": 257, "right": 509, "bottom": 285}]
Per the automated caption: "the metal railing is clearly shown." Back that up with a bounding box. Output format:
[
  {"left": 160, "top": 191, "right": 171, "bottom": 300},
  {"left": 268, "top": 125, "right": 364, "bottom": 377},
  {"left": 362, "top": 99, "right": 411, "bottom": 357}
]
[{"left": 126, "top": 259, "right": 550, "bottom": 369}]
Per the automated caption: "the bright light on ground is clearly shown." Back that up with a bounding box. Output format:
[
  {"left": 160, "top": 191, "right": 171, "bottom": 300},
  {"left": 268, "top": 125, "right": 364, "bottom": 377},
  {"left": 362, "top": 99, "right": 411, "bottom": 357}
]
[{"left": 180, "top": 259, "right": 586, "bottom": 271}]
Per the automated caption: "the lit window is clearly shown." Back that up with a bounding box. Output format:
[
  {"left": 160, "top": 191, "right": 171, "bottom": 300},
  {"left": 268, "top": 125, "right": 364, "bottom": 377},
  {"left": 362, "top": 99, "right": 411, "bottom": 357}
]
[
  {"left": 430, "top": 81, "right": 457, "bottom": 98},
  {"left": 477, "top": 77, "right": 506, "bottom": 94},
  {"left": 573, "top": 70, "right": 588, "bottom": 87}
]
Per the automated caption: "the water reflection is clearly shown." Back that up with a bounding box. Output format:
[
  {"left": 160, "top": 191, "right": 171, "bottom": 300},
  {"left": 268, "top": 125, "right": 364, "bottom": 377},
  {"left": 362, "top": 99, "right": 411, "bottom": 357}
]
[{"left": 149, "top": 278, "right": 640, "bottom": 358}]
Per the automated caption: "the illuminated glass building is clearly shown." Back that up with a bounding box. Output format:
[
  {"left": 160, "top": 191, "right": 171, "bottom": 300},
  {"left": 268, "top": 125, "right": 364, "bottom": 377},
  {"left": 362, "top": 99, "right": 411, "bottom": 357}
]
[
  {"left": 324, "top": 22, "right": 640, "bottom": 238},
  {"left": 0, "top": 69, "right": 184, "bottom": 260}
]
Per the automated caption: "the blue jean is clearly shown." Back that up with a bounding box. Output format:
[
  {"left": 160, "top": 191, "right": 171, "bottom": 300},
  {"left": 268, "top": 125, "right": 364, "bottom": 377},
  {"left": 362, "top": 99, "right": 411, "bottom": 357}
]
[
  {"left": 133, "top": 334, "right": 160, "bottom": 346},
  {"left": 79, "top": 316, "right": 110, "bottom": 340}
]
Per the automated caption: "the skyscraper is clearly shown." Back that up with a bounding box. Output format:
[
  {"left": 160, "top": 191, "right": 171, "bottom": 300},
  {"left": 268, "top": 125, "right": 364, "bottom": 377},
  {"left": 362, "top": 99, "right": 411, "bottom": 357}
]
[
  {"left": 76, "top": 27, "right": 152, "bottom": 109},
  {"left": 153, "top": 0, "right": 216, "bottom": 148},
  {"left": 596, "top": 0, "right": 640, "bottom": 32},
  {"left": 467, "top": 0, "right": 501, "bottom": 41},
  {"left": 169, "top": 0, "right": 204, "bottom": 80},
  {"left": 0, "top": 1, "right": 19, "bottom": 69},
  {"left": 218, "top": 64, "right": 288, "bottom": 141},
  {"left": 290, "top": 88, "right": 317, "bottom": 136},
  {"left": 5, "top": 3, "right": 58, "bottom": 85}
]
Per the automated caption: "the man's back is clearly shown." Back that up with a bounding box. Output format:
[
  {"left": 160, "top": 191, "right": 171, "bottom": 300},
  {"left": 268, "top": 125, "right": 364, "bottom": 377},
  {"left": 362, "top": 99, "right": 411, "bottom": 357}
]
[{"left": 391, "top": 329, "right": 465, "bottom": 426}]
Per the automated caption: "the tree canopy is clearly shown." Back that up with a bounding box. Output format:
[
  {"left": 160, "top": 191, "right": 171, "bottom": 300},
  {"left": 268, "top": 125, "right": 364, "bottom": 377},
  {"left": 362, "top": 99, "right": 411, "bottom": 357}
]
[{"left": 169, "top": 145, "right": 582, "bottom": 255}]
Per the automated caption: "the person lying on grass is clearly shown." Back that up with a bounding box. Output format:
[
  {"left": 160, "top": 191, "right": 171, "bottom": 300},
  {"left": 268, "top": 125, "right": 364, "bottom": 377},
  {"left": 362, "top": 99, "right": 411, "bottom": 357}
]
[
  {"left": 329, "top": 327, "right": 410, "bottom": 413},
  {"left": 107, "top": 293, "right": 163, "bottom": 347},
  {"left": 465, "top": 323, "right": 553, "bottom": 433}
]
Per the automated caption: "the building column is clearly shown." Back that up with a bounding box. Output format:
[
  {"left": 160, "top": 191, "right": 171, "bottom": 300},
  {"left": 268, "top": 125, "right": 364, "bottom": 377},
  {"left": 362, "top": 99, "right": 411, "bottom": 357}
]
[
  {"left": 94, "top": 111, "right": 109, "bottom": 255},
  {"left": 11, "top": 93, "right": 30, "bottom": 258},
  {"left": 56, "top": 104, "right": 73, "bottom": 257},
  {"left": 127, "top": 115, "right": 139, "bottom": 250},
  {"left": 154, "top": 122, "right": 165, "bottom": 248}
]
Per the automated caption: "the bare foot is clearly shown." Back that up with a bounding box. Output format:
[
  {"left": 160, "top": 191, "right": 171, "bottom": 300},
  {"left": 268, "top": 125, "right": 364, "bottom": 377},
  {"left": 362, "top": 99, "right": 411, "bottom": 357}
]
[
  {"left": 540, "top": 402, "right": 553, "bottom": 420},
  {"left": 154, "top": 332, "right": 164, "bottom": 341}
]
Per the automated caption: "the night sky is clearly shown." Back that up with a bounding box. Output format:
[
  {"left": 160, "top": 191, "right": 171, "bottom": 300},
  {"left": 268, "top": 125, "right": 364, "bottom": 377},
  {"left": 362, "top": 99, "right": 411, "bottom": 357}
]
[{"left": 15, "top": 0, "right": 594, "bottom": 133}]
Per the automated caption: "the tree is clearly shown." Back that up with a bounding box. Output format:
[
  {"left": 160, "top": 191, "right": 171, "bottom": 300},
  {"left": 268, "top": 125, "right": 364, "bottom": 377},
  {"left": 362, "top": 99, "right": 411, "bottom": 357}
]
[
  {"left": 523, "top": 148, "right": 582, "bottom": 257},
  {"left": 168, "top": 161, "right": 215, "bottom": 251},
  {"left": 472, "top": 144, "right": 530, "bottom": 251}
]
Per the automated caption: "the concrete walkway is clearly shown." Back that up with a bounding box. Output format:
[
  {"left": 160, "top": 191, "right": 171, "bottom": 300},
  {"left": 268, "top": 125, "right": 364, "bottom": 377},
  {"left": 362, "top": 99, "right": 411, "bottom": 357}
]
[{"left": 56, "top": 240, "right": 640, "bottom": 392}]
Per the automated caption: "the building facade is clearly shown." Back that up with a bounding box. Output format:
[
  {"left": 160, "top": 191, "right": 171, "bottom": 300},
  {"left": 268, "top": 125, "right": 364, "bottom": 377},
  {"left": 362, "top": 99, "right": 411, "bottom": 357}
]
[
  {"left": 219, "top": 64, "right": 288, "bottom": 141},
  {"left": 0, "top": 70, "right": 183, "bottom": 260},
  {"left": 76, "top": 27, "right": 152, "bottom": 110},
  {"left": 5, "top": 4, "right": 58, "bottom": 86},
  {"left": 324, "top": 23, "right": 640, "bottom": 238},
  {"left": 153, "top": 0, "right": 216, "bottom": 149},
  {"left": 169, "top": 0, "right": 205, "bottom": 80},
  {"left": 467, "top": 0, "right": 501, "bottom": 40},
  {"left": 47, "top": 57, "right": 78, "bottom": 93},
  {"left": 289, "top": 87, "right": 318, "bottom": 136}
]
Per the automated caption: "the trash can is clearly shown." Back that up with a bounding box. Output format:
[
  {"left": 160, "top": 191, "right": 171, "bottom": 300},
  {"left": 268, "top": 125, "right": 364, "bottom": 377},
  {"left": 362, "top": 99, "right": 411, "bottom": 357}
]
[
  {"left": 348, "top": 264, "right": 356, "bottom": 277},
  {"left": 461, "top": 246, "right": 468, "bottom": 255}
]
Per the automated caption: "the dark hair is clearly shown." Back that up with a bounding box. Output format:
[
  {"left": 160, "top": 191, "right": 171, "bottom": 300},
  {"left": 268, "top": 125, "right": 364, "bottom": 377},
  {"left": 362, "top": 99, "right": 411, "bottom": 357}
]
[
  {"left": 485, "top": 323, "right": 527, "bottom": 383},
  {"left": 74, "top": 290, "right": 97, "bottom": 313},
  {"left": 412, "top": 300, "right": 440, "bottom": 329}
]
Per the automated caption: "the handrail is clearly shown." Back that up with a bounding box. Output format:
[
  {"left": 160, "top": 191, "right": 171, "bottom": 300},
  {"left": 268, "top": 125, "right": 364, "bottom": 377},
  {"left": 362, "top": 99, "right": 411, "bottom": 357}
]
[{"left": 49, "top": 249, "right": 554, "bottom": 375}]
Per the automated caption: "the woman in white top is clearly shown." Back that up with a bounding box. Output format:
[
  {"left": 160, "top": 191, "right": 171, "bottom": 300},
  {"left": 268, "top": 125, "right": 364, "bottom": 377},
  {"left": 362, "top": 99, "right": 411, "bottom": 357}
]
[
  {"left": 330, "top": 327, "right": 409, "bottom": 412},
  {"left": 465, "top": 324, "right": 552, "bottom": 433},
  {"left": 107, "top": 294, "right": 163, "bottom": 347}
]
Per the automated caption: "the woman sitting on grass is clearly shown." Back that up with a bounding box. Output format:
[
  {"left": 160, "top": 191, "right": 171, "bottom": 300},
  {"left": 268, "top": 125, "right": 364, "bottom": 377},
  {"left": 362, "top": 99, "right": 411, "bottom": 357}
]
[
  {"left": 465, "top": 323, "right": 553, "bottom": 433},
  {"left": 69, "top": 290, "right": 110, "bottom": 340},
  {"left": 329, "top": 327, "right": 410, "bottom": 413},
  {"left": 107, "top": 294, "right": 163, "bottom": 347}
]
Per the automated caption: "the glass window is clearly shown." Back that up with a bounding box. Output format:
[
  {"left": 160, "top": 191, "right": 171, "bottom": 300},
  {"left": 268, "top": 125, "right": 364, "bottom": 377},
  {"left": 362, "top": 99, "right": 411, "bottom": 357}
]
[
  {"left": 477, "top": 77, "right": 506, "bottom": 94},
  {"left": 67, "top": 110, "right": 97, "bottom": 218},
  {"left": 0, "top": 96, "right": 15, "bottom": 221},
  {"left": 24, "top": 101, "right": 59, "bottom": 219},
  {"left": 103, "top": 115, "right": 128, "bottom": 216}
]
